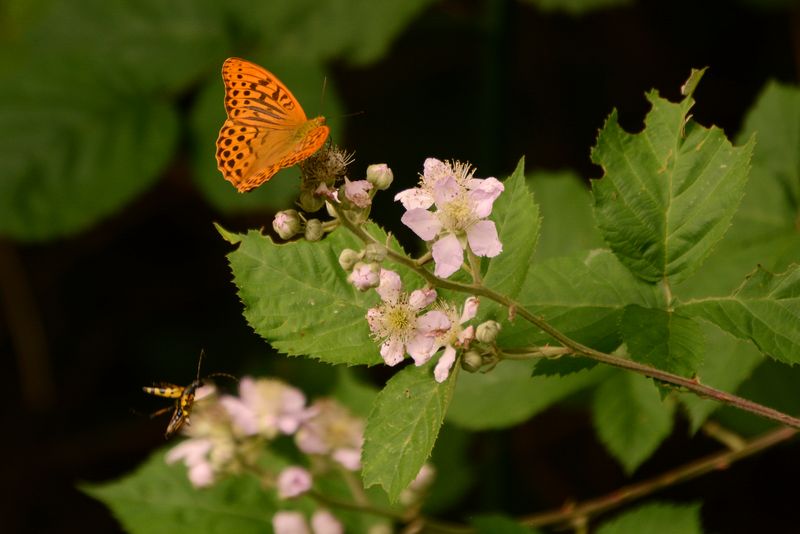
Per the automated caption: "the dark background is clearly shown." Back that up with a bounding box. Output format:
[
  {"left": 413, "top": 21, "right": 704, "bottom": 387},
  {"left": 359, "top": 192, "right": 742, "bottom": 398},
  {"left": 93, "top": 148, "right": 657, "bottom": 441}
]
[{"left": 1, "top": 0, "right": 799, "bottom": 532}]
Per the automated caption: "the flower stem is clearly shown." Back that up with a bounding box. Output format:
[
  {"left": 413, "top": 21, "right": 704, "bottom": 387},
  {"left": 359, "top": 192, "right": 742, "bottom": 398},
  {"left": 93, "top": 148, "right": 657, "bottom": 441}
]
[{"left": 332, "top": 205, "right": 800, "bottom": 429}]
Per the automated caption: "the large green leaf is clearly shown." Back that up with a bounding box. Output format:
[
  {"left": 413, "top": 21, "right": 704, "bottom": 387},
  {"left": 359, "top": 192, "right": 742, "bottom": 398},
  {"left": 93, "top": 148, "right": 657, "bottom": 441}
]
[
  {"left": 529, "top": 170, "right": 603, "bottom": 261},
  {"left": 0, "top": 55, "right": 178, "bottom": 240},
  {"left": 679, "top": 265, "right": 800, "bottom": 365},
  {"left": 500, "top": 250, "right": 663, "bottom": 352},
  {"left": 483, "top": 157, "right": 540, "bottom": 298},
  {"left": 591, "top": 70, "right": 754, "bottom": 283},
  {"left": 225, "top": 225, "right": 412, "bottom": 365},
  {"left": 596, "top": 502, "right": 703, "bottom": 534},
  {"left": 620, "top": 305, "right": 704, "bottom": 377},
  {"left": 362, "top": 362, "right": 457, "bottom": 501},
  {"left": 81, "top": 450, "right": 275, "bottom": 534},
  {"left": 447, "top": 359, "right": 609, "bottom": 430},
  {"left": 675, "top": 81, "right": 800, "bottom": 299},
  {"left": 593, "top": 371, "right": 675, "bottom": 473}
]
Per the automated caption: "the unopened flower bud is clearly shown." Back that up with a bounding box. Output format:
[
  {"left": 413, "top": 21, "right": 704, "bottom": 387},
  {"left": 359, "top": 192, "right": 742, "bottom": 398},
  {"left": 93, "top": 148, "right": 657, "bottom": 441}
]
[
  {"left": 338, "top": 248, "right": 362, "bottom": 271},
  {"left": 461, "top": 350, "right": 483, "bottom": 372},
  {"left": 272, "top": 210, "right": 302, "bottom": 240},
  {"left": 342, "top": 178, "right": 373, "bottom": 209},
  {"left": 364, "top": 243, "right": 387, "bottom": 263},
  {"left": 304, "top": 219, "right": 323, "bottom": 242},
  {"left": 299, "top": 189, "right": 325, "bottom": 213},
  {"left": 277, "top": 466, "right": 312, "bottom": 499},
  {"left": 475, "top": 320, "right": 501, "bottom": 343},
  {"left": 348, "top": 262, "right": 381, "bottom": 291},
  {"left": 366, "top": 163, "right": 393, "bottom": 190}
]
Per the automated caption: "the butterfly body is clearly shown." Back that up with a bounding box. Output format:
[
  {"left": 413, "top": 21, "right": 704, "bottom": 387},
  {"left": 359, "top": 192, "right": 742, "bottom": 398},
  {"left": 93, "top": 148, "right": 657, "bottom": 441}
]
[{"left": 216, "top": 58, "right": 329, "bottom": 193}]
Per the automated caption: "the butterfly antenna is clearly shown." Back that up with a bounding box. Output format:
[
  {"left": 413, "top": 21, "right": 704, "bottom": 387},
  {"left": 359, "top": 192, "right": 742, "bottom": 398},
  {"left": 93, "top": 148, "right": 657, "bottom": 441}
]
[
  {"left": 207, "top": 372, "right": 239, "bottom": 383},
  {"left": 320, "top": 76, "right": 328, "bottom": 114}
]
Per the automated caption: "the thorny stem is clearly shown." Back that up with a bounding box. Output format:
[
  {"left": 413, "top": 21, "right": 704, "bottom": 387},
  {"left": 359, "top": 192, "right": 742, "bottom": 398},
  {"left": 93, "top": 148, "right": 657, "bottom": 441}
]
[
  {"left": 333, "top": 205, "right": 800, "bottom": 430},
  {"left": 519, "top": 425, "right": 797, "bottom": 529}
]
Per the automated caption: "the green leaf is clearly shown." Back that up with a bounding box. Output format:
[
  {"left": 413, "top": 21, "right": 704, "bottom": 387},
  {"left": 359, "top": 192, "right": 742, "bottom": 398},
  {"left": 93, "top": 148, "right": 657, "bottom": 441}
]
[
  {"left": 190, "top": 56, "right": 344, "bottom": 213},
  {"left": 472, "top": 514, "right": 541, "bottom": 533},
  {"left": 226, "top": 225, "right": 411, "bottom": 365},
  {"left": 593, "top": 371, "right": 674, "bottom": 473},
  {"left": 331, "top": 367, "right": 379, "bottom": 419},
  {"left": 523, "top": 0, "right": 632, "bottom": 15},
  {"left": 679, "top": 265, "right": 800, "bottom": 365},
  {"left": 674, "top": 81, "right": 800, "bottom": 300},
  {"left": 591, "top": 71, "right": 755, "bottom": 283},
  {"left": 679, "top": 323, "right": 762, "bottom": 433},
  {"left": 448, "top": 359, "right": 609, "bottom": 430},
  {"left": 81, "top": 450, "right": 275, "bottom": 534},
  {"left": 362, "top": 362, "right": 457, "bottom": 501},
  {"left": 483, "top": 157, "right": 540, "bottom": 298},
  {"left": 529, "top": 170, "right": 604, "bottom": 261},
  {"left": 0, "top": 55, "right": 178, "bottom": 240},
  {"left": 501, "top": 250, "right": 663, "bottom": 353},
  {"left": 620, "top": 305, "right": 704, "bottom": 377},
  {"left": 597, "top": 502, "right": 703, "bottom": 534}
]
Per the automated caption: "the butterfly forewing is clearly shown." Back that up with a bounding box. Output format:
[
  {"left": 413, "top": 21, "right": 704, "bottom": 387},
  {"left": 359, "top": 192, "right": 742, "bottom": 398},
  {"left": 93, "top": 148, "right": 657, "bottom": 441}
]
[{"left": 215, "top": 57, "right": 330, "bottom": 193}]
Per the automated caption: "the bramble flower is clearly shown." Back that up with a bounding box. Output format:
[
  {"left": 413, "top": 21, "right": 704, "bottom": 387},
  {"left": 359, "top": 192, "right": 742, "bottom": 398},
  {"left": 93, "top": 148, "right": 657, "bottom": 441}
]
[
  {"left": 277, "top": 466, "right": 313, "bottom": 499},
  {"left": 166, "top": 437, "right": 216, "bottom": 487},
  {"left": 273, "top": 209, "right": 302, "bottom": 239},
  {"left": 220, "top": 377, "right": 313, "bottom": 439},
  {"left": 366, "top": 269, "right": 450, "bottom": 366},
  {"left": 433, "top": 296, "right": 479, "bottom": 383},
  {"left": 342, "top": 178, "right": 373, "bottom": 208},
  {"left": 395, "top": 158, "right": 504, "bottom": 278},
  {"left": 311, "top": 509, "right": 344, "bottom": 534},
  {"left": 295, "top": 399, "right": 364, "bottom": 471}
]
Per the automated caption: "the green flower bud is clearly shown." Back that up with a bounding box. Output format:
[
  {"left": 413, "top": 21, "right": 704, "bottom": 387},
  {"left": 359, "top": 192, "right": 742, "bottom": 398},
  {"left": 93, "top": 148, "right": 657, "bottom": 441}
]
[
  {"left": 475, "top": 320, "right": 501, "bottom": 343},
  {"left": 304, "top": 219, "right": 323, "bottom": 242},
  {"left": 366, "top": 163, "right": 393, "bottom": 190},
  {"left": 461, "top": 350, "right": 483, "bottom": 372},
  {"left": 272, "top": 209, "right": 302, "bottom": 240},
  {"left": 364, "top": 243, "right": 387, "bottom": 263},
  {"left": 299, "top": 188, "right": 325, "bottom": 213},
  {"left": 338, "top": 248, "right": 363, "bottom": 271}
]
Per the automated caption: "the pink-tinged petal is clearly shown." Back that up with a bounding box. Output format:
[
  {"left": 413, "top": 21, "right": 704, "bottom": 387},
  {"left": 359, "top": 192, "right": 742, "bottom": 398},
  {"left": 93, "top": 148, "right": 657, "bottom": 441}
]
[
  {"left": 366, "top": 308, "right": 383, "bottom": 333},
  {"left": 405, "top": 334, "right": 437, "bottom": 365},
  {"left": 434, "top": 345, "right": 457, "bottom": 383},
  {"left": 219, "top": 396, "right": 258, "bottom": 435},
  {"left": 432, "top": 175, "right": 461, "bottom": 208},
  {"left": 394, "top": 187, "right": 434, "bottom": 210},
  {"left": 469, "top": 177, "right": 504, "bottom": 218},
  {"left": 277, "top": 466, "right": 313, "bottom": 499},
  {"left": 332, "top": 447, "right": 362, "bottom": 471},
  {"left": 348, "top": 262, "right": 379, "bottom": 291},
  {"left": 457, "top": 325, "right": 475, "bottom": 346},
  {"left": 311, "top": 510, "right": 344, "bottom": 534},
  {"left": 376, "top": 269, "right": 402, "bottom": 304},
  {"left": 187, "top": 462, "right": 215, "bottom": 488},
  {"left": 295, "top": 426, "right": 328, "bottom": 455},
  {"left": 273, "top": 511, "right": 310, "bottom": 534},
  {"left": 380, "top": 338, "right": 405, "bottom": 366},
  {"left": 194, "top": 383, "right": 216, "bottom": 401},
  {"left": 315, "top": 183, "right": 339, "bottom": 203},
  {"left": 423, "top": 158, "right": 453, "bottom": 186},
  {"left": 432, "top": 234, "right": 464, "bottom": 278},
  {"left": 401, "top": 208, "right": 442, "bottom": 241},
  {"left": 416, "top": 310, "right": 451, "bottom": 335},
  {"left": 408, "top": 287, "right": 437, "bottom": 310},
  {"left": 467, "top": 220, "right": 502, "bottom": 257},
  {"left": 460, "top": 296, "right": 479, "bottom": 323}
]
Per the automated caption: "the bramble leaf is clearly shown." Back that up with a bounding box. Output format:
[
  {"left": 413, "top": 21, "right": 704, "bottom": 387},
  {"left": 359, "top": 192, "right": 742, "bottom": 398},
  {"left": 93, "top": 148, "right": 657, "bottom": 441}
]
[
  {"left": 362, "top": 362, "right": 457, "bottom": 501},
  {"left": 591, "top": 70, "right": 754, "bottom": 283},
  {"left": 597, "top": 502, "right": 703, "bottom": 534}
]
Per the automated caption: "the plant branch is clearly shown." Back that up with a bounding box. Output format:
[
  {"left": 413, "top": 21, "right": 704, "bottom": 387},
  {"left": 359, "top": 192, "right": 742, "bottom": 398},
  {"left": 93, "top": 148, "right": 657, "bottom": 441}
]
[
  {"left": 519, "top": 425, "right": 797, "bottom": 529},
  {"left": 333, "top": 206, "right": 800, "bottom": 429}
]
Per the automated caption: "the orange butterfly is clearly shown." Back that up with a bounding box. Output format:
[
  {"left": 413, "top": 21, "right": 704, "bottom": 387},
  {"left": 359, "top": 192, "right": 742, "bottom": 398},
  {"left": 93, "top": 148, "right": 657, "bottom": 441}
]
[{"left": 216, "top": 58, "right": 330, "bottom": 193}]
